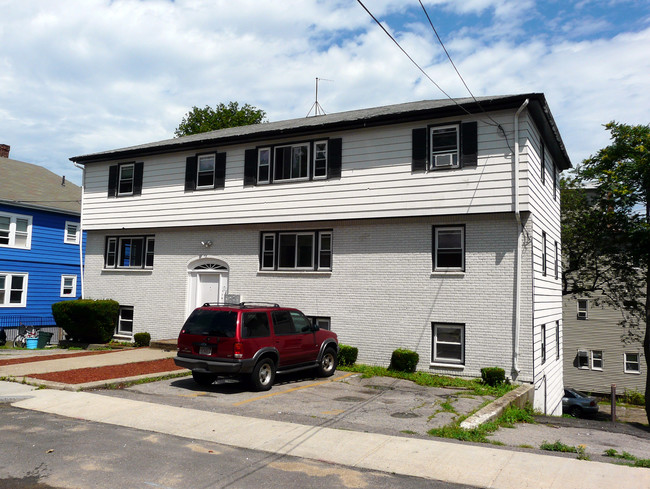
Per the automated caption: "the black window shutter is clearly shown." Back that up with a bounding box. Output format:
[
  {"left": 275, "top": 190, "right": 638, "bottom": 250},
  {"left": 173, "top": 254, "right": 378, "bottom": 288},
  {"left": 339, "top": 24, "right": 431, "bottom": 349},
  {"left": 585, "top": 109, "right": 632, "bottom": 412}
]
[
  {"left": 244, "top": 149, "right": 258, "bottom": 186},
  {"left": 327, "top": 138, "right": 342, "bottom": 179},
  {"left": 412, "top": 128, "right": 427, "bottom": 172},
  {"left": 108, "top": 165, "right": 118, "bottom": 197},
  {"left": 133, "top": 162, "right": 144, "bottom": 196},
  {"left": 460, "top": 122, "right": 478, "bottom": 167},
  {"left": 215, "top": 152, "right": 226, "bottom": 189},
  {"left": 185, "top": 156, "right": 197, "bottom": 191}
]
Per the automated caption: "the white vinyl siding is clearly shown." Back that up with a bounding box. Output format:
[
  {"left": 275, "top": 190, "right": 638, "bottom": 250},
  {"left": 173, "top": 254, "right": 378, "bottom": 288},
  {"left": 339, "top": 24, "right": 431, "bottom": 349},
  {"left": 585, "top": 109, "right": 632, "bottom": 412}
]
[{"left": 80, "top": 113, "right": 534, "bottom": 231}]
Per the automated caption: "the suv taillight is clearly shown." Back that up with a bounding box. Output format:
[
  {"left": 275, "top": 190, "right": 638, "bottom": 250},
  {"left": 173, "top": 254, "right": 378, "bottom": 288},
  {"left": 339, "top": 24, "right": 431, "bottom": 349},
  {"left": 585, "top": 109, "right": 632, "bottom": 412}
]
[{"left": 234, "top": 342, "right": 243, "bottom": 359}]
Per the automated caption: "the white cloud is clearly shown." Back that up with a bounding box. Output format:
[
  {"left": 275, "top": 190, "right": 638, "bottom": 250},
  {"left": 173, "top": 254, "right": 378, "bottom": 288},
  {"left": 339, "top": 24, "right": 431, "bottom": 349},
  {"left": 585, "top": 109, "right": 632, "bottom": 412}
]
[{"left": 0, "top": 0, "right": 648, "bottom": 183}]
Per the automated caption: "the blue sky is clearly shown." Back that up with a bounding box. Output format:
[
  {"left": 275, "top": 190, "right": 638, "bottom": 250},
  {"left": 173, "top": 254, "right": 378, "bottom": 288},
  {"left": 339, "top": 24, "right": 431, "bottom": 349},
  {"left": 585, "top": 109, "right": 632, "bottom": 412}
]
[{"left": 1, "top": 0, "right": 649, "bottom": 185}]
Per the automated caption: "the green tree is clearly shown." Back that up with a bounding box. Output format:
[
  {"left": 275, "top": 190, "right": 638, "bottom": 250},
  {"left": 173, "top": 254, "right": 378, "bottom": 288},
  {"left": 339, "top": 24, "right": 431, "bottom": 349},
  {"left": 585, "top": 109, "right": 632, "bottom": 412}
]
[
  {"left": 564, "top": 122, "right": 649, "bottom": 419},
  {"left": 174, "top": 101, "right": 266, "bottom": 137}
]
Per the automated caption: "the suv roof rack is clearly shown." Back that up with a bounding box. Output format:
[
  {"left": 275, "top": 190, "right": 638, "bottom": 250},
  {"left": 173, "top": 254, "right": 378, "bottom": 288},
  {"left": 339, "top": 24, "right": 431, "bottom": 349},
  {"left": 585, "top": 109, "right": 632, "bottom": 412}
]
[{"left": 201, "top": 302, "right": 281, "bottom": 309}]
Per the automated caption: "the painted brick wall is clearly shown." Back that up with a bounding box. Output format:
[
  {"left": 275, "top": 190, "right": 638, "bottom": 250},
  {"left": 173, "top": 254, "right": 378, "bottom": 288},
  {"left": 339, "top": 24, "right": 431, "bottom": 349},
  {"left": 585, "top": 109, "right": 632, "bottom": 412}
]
[{"left": 84, "top": 212, "right": 536, "bottom": 381}]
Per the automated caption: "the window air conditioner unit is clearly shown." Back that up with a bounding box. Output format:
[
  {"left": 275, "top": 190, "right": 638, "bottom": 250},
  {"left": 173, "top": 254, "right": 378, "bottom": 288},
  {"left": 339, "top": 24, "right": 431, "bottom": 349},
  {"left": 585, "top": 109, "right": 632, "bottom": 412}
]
[{"left": 433, "top": 153, "right": 457, "bottom": 168}]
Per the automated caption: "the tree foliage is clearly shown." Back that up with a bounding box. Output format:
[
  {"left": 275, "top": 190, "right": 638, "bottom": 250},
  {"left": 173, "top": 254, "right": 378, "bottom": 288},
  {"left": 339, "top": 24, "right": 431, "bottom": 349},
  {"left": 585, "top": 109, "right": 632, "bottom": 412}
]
[
  {"left": 563, "top": 121, "right": 650, "bottom": 418},
  {"left": 174, "top": 101, "right": 266, "bottom": 137}
]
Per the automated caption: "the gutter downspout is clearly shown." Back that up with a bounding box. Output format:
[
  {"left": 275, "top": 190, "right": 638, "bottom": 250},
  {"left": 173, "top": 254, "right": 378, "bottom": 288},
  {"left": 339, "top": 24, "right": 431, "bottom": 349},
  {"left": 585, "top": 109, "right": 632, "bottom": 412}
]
[
  {"left": 513, "top": 98, "right": 529, "bottom": 376},
  {"left": 72, "top": 161, "right": 85, "bottom": 299}
]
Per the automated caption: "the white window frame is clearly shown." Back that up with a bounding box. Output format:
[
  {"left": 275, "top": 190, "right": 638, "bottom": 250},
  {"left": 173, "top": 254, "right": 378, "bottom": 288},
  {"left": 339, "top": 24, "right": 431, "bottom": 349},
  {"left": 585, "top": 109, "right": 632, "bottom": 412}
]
[
  {"left": 257, "top": 147, "right": 271, "bottom": 184},
  {"left": 0, "top": 272, "right": 28, "bottom": 307},
  {"left": 118, "top": 163, "right": 135, "bottom": 196},
  {"left": 541, "top": 324, "right": 547, "bottom": 364},
  {"left": 0, "top": 212, "right": 32, "bottom": 249},
  {"left": 105, "top": 236, "right": 155, "bottom": 269},
  {"left": 260, "top": 230, "right": 332, "bottom": 272},
  {"left": 577, "top": 299, "right": 588, "bottom": 320},
  {"left": 313, "top": 140, "right": 328, "bottom": 179},
  {"left": 309, "top": 316, "right": 331, "bottom": 330},
  {"left": 433, "top": 226, "right": 465, "bottom": 271},
  {"left": 542, "top": 231, "right": 547, "bottom": 276},
  {"left": 554, "top": 240, "right": 559, "bottom": 280},
  {"left": 577, "top": 349, "right": 589, "bottom": 369},
  {"left": 116, "top": 305, "right": 134, "bottom": 336},
  {"left": 430, "top": 124, "right": 459, "bottom": 169},
  {"left": 624, "top": 352, "right": 640, "bottom": 374},
  {"left": 60, "top": 275, "right": 77, "bottom": 298},
  {"left": 317, "top": 231, "right": 332, "bottom": 270},
  {"left": 274, "top": 143, "right": 310, "bottom": 182},
  {"left": 556, "top": 320, "right": 560, "bottom": 360},
  {"left": 196, "top": 154, "right": 216, "bottom": 189},
  {"left": 591, "top": 350, "right": 603, "bottom": 371},
  {"left": 64, "top": 221, "right": 80, "bottom": 244},
  {"left": 432, "top": 323, "right": 465, "bottom": 365}
]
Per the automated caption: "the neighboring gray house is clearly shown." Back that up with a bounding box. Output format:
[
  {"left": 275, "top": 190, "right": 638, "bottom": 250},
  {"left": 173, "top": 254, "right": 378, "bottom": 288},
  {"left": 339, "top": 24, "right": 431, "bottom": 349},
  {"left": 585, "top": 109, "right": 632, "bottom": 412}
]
[
  {"left": 71, "top": 93, "right": 570, "bottom": 415},
  {"left": 563, "top": 294, "right": 646, "bottom": 395}
]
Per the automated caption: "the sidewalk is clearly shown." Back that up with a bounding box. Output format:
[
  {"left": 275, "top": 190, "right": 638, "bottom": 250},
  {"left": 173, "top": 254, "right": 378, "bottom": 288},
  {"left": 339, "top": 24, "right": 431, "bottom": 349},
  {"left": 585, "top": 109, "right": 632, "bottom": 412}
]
[{"left": 3, "top": 383, "right": 648, "bottom": 489}]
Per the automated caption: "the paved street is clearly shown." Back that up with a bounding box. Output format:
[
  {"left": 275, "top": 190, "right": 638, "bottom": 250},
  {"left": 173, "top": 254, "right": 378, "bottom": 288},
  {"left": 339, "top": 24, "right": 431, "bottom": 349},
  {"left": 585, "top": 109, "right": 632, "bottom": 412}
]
[{"left": 0, "top": 404, "right": 472, "bottom": 489}]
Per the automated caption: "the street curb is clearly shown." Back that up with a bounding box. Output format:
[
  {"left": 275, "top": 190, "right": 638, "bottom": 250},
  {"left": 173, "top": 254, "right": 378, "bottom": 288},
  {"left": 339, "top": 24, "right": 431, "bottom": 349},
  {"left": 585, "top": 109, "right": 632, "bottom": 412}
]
[{"left": 14, "top": 370, "right": 190, "bottom": 392}]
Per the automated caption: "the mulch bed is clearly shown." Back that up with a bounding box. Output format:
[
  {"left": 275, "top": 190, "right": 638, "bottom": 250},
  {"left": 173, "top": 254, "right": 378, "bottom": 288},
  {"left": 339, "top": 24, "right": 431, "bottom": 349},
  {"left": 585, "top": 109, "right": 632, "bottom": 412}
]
[
  {"left": 0, "top": 350, "right": 114, "bottom": 367},
  {"left": 27, "top": 358, "right": 184, "bottom": 384}
]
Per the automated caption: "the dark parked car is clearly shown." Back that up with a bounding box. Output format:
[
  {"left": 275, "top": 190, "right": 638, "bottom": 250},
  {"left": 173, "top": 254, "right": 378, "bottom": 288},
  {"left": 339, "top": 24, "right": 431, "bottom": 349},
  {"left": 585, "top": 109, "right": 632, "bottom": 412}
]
[
  {"left": 174, "top": 302, "right": 338, "bottom": 391},
  {"left": 562, "top": 388, "right": 599, "bottom": 417}
]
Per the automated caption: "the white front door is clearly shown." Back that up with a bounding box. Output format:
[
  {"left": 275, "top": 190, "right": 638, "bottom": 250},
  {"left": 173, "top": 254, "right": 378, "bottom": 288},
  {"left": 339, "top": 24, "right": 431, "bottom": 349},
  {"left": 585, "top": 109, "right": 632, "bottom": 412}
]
[
  {"left": 187, "top": 260, "right": 229, "bottom": 315},
  {"left": 197, "top": 273, "right": 220, "bottom": 307}
]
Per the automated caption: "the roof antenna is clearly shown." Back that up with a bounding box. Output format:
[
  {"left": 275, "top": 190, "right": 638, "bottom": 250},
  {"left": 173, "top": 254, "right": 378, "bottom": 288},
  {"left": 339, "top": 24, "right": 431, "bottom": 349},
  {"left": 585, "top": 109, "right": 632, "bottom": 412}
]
[{"left": 307, "top": 77, "right": 333, "bottom": 117}]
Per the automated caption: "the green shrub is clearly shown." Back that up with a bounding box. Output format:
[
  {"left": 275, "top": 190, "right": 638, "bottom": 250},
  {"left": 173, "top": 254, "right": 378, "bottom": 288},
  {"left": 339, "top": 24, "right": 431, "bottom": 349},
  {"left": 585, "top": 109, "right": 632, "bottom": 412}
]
[
  {"left": 133, "top": 332, "right": 151, "bottom": 347},
  {"left": 52, "top": 299, "right": 119, "bottom": 343},
  {"left": 481, "top": 367, "right": 506, "bottom": 387},
  {"left": 389, "top": 348, "right": 419, "bottom": 373},
  {"left": 338, "top": 344, "right": 358, "bottom": 366},
  {"left": 622, "top": 389, "right": 645, "bottom": 406}
]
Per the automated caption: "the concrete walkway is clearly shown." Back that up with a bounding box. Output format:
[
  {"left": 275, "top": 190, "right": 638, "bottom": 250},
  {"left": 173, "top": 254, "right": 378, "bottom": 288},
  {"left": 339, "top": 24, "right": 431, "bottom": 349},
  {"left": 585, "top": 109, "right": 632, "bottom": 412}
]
[{"left": 2, "top": 382, "right": 649, "bottom": 489}]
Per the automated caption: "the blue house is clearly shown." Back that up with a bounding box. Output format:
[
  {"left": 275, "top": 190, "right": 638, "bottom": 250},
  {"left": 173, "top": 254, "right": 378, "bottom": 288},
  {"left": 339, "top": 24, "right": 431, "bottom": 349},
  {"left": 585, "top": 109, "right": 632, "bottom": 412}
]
[{"left": 0, "top": 145, "right": 84, "bottom": 339}]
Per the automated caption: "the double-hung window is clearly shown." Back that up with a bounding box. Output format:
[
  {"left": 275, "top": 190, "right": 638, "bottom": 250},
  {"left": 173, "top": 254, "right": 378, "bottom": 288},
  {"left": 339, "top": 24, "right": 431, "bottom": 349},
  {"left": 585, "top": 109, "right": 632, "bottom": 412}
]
[
  {"left": 313, "top": 141, "right": 328, "bottom": 179},
  {"left": 108, "top": 162, "right": 143, "bottom": 197},
  {"left": 118, "top": 163, "right": 134, "bottom": 195},
  {"left": 0, "top": 272, "right": 28, "bottom": 306},
  {"left": 577, "top": 299, "right": 588, "bottom": 320},
  {"left": 541, "top": 324, "right": 547, "bottom": 364},
  {"left": 197, "top": 154, "right": 216, "bottom": 188},
  {"left": 433, "top": 226, "right": 465, "bottom": 271},
  {"left": 274, "top": 143, "right": 309, "bottom": 181},
  {"left": 591, "top": 350, "right": 603, "bottom": 370},
  {"left": 65, "top": 221, "right": 80, "bottom": 244},
  {"left": 116, "top": 306, "right": 134, "bottom": 336},
  {"left": 554, "top": 241, "right": 559, "bottom": 279},
  {"left": 260, "top": 230, "right": 332, "bottom": 271},
  {"left": 556, "top": 321, "right": 560, "bottom": 360},
  {"left": 0, "top": 212, "right": 32, "bottom": 249},
  {"left": 258, "top": 148, "right": 271, "bottom": 184},
  {"left": 430, "top": 125, "right": 459, "bottom": 168},
  {"left": 432, "top": 323, "right": 464, "bottom": 365},
  {"left": 541, "top": 232, "right": 547, "bottom": 276},
  {"left": 624, "top": 353, "right": 640, "bottom": 374},
  {"left": 60, "top": 275, "right": 77, "bottom": 297},
  {"left": 105, "top": 236, "right": 155, "bottom": 269},
  {"left": 540, "top": 142, "right": 546, "bottom": 185}
]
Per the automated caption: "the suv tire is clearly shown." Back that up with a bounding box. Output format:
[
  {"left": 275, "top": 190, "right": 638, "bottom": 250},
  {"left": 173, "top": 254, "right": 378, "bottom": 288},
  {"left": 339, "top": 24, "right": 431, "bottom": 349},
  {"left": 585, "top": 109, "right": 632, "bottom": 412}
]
[
  {"left": 251, "top": 358, "right": 276, "bottom": 391},
  {"left": 192, "top": 371, "right": 217, "bottom": 386},
  {"left": 317, "top": 347, "right": 337, "bottom": 377}
]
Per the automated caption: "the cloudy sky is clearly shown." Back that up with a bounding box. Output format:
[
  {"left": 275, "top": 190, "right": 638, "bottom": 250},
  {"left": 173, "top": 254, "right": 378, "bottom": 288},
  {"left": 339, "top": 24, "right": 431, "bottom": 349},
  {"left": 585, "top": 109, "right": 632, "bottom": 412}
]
[{"left": 1, "top": 0, "right": 649, "bottom": 185}]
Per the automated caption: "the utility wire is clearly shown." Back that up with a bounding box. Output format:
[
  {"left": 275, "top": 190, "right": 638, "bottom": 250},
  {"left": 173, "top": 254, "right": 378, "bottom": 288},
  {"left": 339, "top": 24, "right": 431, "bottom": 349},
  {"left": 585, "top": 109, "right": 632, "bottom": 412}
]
[{"left": 355, "top": 0, "right": 473, "bottom": 117}]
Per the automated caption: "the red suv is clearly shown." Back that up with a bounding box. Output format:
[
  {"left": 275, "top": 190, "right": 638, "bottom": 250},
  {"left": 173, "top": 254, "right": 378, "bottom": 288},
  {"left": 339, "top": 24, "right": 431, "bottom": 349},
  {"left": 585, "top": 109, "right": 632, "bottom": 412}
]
[{"left": 174, "top": 303, "right": 339, "bottom": 391}]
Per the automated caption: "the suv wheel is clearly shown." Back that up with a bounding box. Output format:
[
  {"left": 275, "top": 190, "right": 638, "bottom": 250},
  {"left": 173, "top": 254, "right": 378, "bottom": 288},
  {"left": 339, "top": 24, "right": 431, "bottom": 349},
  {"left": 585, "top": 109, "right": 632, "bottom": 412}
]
[
  {"left": 251, "top": 358, "right": 275, "bottom": 391},
  {"left": 317, "top": 348, "right": 337, "bottom": 377},
  {"left": 192, "top": 371, "right": 217, "bottom": 386}
]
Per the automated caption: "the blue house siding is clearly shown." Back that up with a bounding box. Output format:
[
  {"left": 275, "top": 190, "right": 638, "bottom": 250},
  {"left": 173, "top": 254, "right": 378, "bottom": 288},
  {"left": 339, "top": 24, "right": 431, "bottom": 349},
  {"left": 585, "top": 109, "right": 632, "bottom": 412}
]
[{"left": 0, "top": 203, "right": 84, "bottom": 325}]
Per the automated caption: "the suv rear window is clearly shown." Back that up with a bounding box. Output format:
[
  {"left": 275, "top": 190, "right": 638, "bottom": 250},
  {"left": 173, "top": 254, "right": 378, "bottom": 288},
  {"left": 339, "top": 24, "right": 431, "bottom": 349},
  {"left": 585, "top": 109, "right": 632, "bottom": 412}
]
[{"left": 183, "top": 309, "right": 237, "bottom": 337}]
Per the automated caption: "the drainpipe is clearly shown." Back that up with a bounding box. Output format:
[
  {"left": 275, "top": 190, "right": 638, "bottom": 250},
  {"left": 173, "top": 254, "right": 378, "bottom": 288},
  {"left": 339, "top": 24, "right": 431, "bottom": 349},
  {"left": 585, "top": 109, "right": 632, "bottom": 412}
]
[
  {"left": 72, "top": 161, "right": 85, "bottom": 299},
  {"left": 513, "top": 98, "right": 529, "bottom": 376}
]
